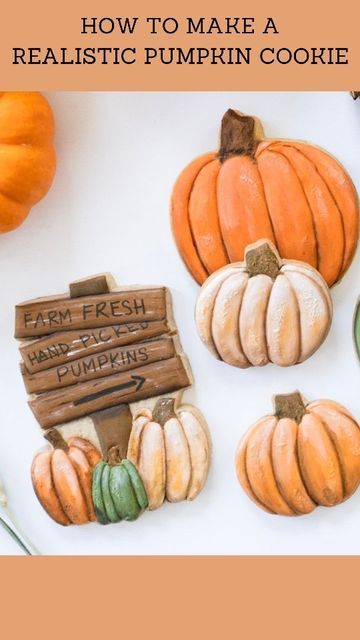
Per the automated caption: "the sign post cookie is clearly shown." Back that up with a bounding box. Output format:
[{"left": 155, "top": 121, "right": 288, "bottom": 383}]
[{"left": 16, "top": 274, "right": 211, "bottom": 525}]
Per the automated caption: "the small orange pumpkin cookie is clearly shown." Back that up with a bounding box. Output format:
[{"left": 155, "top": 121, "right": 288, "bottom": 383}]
[
  {"left": 235, "top": 391, "right": 360, "bottom": 516},
  {"left": 31, "top": 430, "right": 101, "bottom": 525}
]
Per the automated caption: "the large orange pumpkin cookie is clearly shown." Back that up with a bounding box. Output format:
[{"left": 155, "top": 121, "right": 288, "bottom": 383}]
[
  {"left": 235, "top": 392, "right": 360, "bottom": 516},
  {"left": 171, "top": 109, "right": 359, "bottom": 287},
  {"left": 0, "top": 92, "right": 56, "bottom": 232}
]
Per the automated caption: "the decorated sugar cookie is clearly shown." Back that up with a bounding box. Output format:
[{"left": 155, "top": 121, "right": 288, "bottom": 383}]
[
  {"left": 128, "top": 398, "right": 209, "bottom": 510},
  {"left": 235, "top": 391, "right": 360, "bottom": 516},
  {"left": 0, "top": 92, "right": 56, "bottom": 233},
  {"left": 195, "top": 240, "right": 332, "bottom": 368},
  {"left": 171, "top": 108, "right": 359, "bottom": 286},
  {"left": 32, "top": 431, "right": 101, "bottom": 526},
  {"left": 16, "top": 274, "right": 211, "bottom": 525}
]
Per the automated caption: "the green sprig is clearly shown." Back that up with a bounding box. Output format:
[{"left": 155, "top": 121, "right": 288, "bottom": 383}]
[
  {"left": 0, "top": 475, "right": 40, "bottom": 556},
  {"left": 0, "top": 515, "right": 33, "bottom": 555}
]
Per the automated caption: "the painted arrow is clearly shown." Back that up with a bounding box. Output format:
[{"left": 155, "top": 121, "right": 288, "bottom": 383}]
[{"left": 73, "top": 374, "right": 146, "bottom": 406}]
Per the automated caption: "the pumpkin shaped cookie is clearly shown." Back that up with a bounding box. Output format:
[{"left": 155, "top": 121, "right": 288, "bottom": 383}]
[
  {"left": 127, "top": 398, "right": 210, "bottom": 510},
  {"left": 235, "top": 392, "right": 360, "bottom": 516},
  {"left": 195, "top": 240, "right": 332, "bottom": 368},
  {"left": 92, "top": 454, "right": 148, "bottom": 525},
  {"left": 31, "top": 430, "right": 101, "bottom": 525},
  {"left": 171, "top": 109, "right": 359, "bottom": 286},
  {"left": 0, "top": 92, "right": 56, "bottom": 232}
]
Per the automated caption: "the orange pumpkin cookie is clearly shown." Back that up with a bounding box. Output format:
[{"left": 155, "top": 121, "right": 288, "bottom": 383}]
[
  {"left": 31, "top": 431, "right": 101, "bottom": 526},
  {"left": 0, "top": 92, "right": 56, "bottom": 232},
  {"left": 235, "top": 391, "right": 360, "bottom": 516},
  {"left": 171, "top": 109, "right": 359, "bottom": 287},
  {"left": 195, "top": 240, "right": 332, "bottom": 368}
]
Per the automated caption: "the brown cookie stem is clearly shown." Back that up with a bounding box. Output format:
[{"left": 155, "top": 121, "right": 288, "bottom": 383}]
[
  {"left": 152, "top": 398, "right": 176, "bottom": 426},
  {"left": 351, "top": 92, "right": 360, "bottom": 100},
  {"left": 107, "top": 445, "right": 123, "bottom": 465},
  {"left": 218, "top": 109, "right": 262, "bottom": 162},
  {"left": 44, "top": 429, "right": 69, "bottom": 452},
  {"left": 245, "top": 241, "right": 281, "bottom": 279},
  {"left": 274, "top": 392, "right": 307, "bottom": 423}
]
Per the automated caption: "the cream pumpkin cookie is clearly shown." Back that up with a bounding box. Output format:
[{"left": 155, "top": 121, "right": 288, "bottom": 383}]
[
  {"left": 195, "top": 240, "right": 332, "bottom": 368},
  {"left": 128, "top": 398, "right": 210, "bottom": 510}
]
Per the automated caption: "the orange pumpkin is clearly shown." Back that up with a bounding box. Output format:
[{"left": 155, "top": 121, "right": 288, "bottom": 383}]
[
  {"left": 31, "top": 431, "right": 101, "bottom": 525},
  {"left": 171, "top": 109, "right": 359, "bottom": 287},
  {"left": 235, "top": 392, "right": 360, "bottom": 516},
  {"left": 0, "top": 92, "right": 56, "bottom": 232}
]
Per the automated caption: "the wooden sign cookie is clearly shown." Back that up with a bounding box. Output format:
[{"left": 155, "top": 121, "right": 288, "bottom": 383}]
[
  {"left": 195, "top": 240, "right": 332, "bottom": 368},
  {"left": 16, "top": 274, "right": 211, "bottom": 525},
  {"left": 171, "top": 108, "right": 359, "bottom": 287},
  {"left": 235, "top": 391, "right": 360, "bottom": 516}
]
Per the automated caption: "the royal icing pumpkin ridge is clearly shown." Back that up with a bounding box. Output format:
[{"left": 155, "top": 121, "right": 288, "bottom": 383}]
[
  {"left": 16, "top": 273, "right": 211, "bottom": 525},
  {"left": 171, "top": 108, "right": 359, "bottom": 287},
  {"left": 235, "top": 391, "right": 360, "bottom": 516},
  {"left": 195, "top": 239, "right": 333, "bottom": 368},
  {"left": 0, "top": 92, "right": 56, "bottom": 233}
]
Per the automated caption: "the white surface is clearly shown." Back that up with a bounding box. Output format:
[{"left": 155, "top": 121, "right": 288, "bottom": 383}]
[{"left": 0, "top": 91, "right": 360, "bottom": 555}]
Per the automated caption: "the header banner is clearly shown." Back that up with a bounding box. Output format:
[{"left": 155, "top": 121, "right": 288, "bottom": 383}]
[{"left": 0, "top": 0, "right": 359, "bottom": 89}]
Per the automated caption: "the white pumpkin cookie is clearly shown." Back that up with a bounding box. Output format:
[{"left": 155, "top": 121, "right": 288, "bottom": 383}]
[{"left": 195, "top": 240, "right": 332, "bottom": 368}]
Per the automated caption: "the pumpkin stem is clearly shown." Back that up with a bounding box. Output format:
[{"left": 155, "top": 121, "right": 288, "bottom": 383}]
[
  {"left": 245, "top": 240, "right": 281, "bottom": 279},
  {"left": 44, "top": 429, "right": 69, "bottom": 452},
  {"left": 218, "top": 109, "right": 263, "bottom": 162},
  {"left": 274, "top": 392, "right": 307, "bottom": 423},
  {"left": 152, "top": 398, "right": 176, "bottom": 426},
  {"left": 107, "top": 445, "right": 123, "bottom": 465}
]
